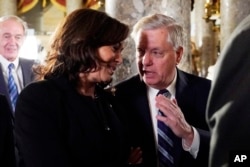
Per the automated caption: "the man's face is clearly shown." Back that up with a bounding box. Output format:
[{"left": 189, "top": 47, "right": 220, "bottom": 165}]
[
  {"left": 0, "top": 19, "right": 25, "bottom": 61},
  {"left": 135, "top": 28, "right": 183, "bottom": 89}
]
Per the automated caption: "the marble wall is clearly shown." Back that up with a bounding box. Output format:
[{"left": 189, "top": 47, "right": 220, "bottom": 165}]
[{"left": 220, "top": 0, "right": 250, "bottom": 49}]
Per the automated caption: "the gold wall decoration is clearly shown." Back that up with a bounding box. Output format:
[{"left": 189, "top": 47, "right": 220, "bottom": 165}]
[
  {"left": 17, "top": 0, "right": 104, "bottom": 14},
  {"left": 17, "top": 0, "right": 40, "bottom": 14},
  {"left": 203, "top": 0, "right": 220, "bottom": 31}
]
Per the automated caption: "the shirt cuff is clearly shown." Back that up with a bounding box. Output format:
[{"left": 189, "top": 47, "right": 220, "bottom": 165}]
[{"left": 182, "top": 126, "right": 200, "bottom": 159}]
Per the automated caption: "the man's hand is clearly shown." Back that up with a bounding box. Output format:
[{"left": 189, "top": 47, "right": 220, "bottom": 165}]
[
  {"left": 155, "top": 94, "right": 194, "bottom": 147},
  {"left": 127, "top": 147, "right": 143, "bottom": 165}
]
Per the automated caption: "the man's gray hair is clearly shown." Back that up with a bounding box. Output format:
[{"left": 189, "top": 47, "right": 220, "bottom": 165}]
[
  {"left": 131, "top": 13, "right": 184, "bottom": 50},
  {"left": 0, "top": 15, "right": 28, "bottom": 36}
]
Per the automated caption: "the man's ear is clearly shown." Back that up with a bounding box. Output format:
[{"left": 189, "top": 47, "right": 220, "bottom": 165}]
[{"left": 175, "top": 46, "right": 183, "bottom": 65}]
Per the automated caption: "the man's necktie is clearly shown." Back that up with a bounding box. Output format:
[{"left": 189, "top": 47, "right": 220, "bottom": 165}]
[
  {"left": 8, "top": 63, "right": 18, "bottom": 112},
  {"left": 157, "top": 89, "right": 176, "bottom": 167}
]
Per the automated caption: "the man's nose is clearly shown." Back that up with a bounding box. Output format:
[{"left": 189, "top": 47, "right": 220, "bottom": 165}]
[{"left": 142, "top": 51, "right": 152, "bottom": 65}]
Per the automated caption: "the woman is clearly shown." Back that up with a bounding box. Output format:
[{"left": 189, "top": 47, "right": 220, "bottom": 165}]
[{"left": 15, "top": 8, "right": 130, "bottom": 167}]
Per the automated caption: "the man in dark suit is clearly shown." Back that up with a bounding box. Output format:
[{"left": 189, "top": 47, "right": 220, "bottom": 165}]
[
  {"left": 0, "top": 15, "right": 36, "bottom": 115},
  {"left": 114, "top": 14, "right": 211, "bottom": 167},
  {"left": 0, "top": 15, "right": 36, "bottom": 167},
  {"left": 206, "top": 14, "right": 250, "bottom": 167},
  {"left": 0, "top": 94, "right": 16, "bottom": 167}
]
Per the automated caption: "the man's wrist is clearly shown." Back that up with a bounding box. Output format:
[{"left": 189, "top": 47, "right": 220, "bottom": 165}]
[{"left": 182, "top": 127, "right": 200, "bottom": 158}]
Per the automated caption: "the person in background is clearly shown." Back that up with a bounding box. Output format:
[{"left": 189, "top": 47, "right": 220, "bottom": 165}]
[
  {"left": 0, "top": 94, "right": 16, "bottom": 167},
  {"left": 0, "top": 15, "right": 37, "bottom": 167},
  {"left": 114, "top": 13, "right": 211, "bottom": 167},
  {"left": 206, "top": 14, "right": 250, "bottom": 167},
  {"left": 14, "top": 8, "right": 133, "bottom": 167},
  {"left": 0, "top": 15, "right": 36, "bottom": 115}
]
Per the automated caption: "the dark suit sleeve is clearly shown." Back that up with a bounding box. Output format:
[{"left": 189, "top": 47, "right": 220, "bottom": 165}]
[
  {"left": 195, "top": 128, "right": 210, "bottom": 165},
  {"left": 176, "top": 71, "right": 211, "bottom": 167},
  {"left": 14, "top": 82, "right": 71, "bottom": 167},
  {"left": 0, "top": 94, "right": 16, "bottom": 167},
  {"left": 195, "top": 80, "right": 211, "bottom": 166},
  {"left": 206, "top": 15, "right": 250, "bottom": 167}
]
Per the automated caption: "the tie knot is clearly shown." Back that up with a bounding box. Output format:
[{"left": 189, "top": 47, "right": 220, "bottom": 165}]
[
  {"left": 8, "top": 63, "right": 14, "bottom": 71},
  {"left": 157, "top": 89, "right": 171, "bottom": 98}
]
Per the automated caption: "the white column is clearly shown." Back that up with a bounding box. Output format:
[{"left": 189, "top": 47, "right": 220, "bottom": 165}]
[
  {"left": 66, "top": 0, "right": 82, "bottom": 15},
  {"left": 0, "top": 0, "right": 17, "bottom": 15}
]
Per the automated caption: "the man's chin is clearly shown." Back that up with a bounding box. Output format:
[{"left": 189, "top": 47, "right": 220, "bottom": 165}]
[{"left": 143, "top": 78, "right": 158, "bottom": 87}]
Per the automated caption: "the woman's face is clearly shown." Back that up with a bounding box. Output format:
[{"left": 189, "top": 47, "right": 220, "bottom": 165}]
[{"left": 86, "top": 43, "right": 124, "bottom": 84}]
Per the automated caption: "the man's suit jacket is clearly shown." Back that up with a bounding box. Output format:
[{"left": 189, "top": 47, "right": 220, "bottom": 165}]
[
  {"left": 114, "top": 69, "right": 211, "bottom": 167},
  {"left": 0, "top": 94, "right": 16, "bottom": 167},
  {"left": 0, "top": 57, "right": 35, "bottom": 115},
  {"left": 206, "top": 14, "right": 250, "bottom": 167}
]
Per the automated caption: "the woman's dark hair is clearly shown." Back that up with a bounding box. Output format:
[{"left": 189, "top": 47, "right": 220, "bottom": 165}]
[{"left": 35, "top": 8, "right": 129, "bottom": 84}]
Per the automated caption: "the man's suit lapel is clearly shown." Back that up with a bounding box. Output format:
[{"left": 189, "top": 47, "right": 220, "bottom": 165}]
[
  {"left": 132, "top": 76, "right": 155, "bottom": 140},
  {"left": 19, "top": 58, "right": 35, "bottom": 86},
  {"left": 175, "top": 69, "right": 203, "bottom": 127},
  {"left": 136, "top": 83, "right": 153, "bottom": 129},
  {"left": 175, "top": 69, "right": 188, "bottom": 98},
  {"left": 175, "top": 69, "right": 191, "bottom": 115},
  {"left": 0, "top": 65, "right": 12, "bottom": 114},
  {"left": 0, "top": 65, "right": 8, "bottom": 97},
  {"left": 140, "top": 102, "right": 153, "bottom": 130}
]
